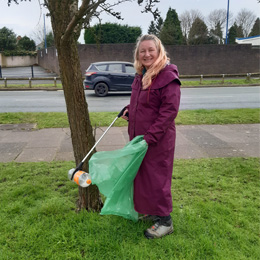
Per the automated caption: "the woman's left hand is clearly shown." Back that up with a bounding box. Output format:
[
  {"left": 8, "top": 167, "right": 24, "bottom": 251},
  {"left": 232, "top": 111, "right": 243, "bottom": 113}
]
[{"left": 121, "top": 109, "right": 129, "bottom": 121}]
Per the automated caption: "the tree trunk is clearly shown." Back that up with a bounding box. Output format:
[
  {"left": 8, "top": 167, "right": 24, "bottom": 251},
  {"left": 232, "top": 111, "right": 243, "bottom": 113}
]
[
  {"left": 58, "top": 40, "right": 103, "bottom": 211},
  {"left": 48, "top": 0, "right": 103, "bottom": 211}
]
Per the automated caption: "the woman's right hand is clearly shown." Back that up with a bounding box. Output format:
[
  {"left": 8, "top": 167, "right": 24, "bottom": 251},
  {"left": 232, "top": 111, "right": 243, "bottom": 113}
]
[{"left": 121, "top": 109, "right": 129, "bottom": 121}]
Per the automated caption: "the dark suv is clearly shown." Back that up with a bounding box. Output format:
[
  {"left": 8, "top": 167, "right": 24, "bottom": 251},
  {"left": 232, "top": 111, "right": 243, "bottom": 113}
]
[{"left": 83, "top": 61, "right": 136, "bottom": 97}]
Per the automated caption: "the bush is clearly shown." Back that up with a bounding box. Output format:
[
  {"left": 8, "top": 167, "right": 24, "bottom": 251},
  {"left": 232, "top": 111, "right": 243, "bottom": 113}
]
[
  {"left": 84, "top": 23, "right": 142, "bottom": 44},
  {"left": 2, "top": 50, "right": 37, "bottom": 57}
]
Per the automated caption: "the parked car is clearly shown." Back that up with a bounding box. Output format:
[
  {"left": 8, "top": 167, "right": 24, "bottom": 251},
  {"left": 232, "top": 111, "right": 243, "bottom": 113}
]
[{"left": 83, "top": 61, "right": 136, "bottom": 97}]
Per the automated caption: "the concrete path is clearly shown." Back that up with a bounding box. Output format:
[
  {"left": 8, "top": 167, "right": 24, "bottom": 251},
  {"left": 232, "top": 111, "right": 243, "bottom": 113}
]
[{"left": 0, "top": 124, "right": 259, "bottom": 163}]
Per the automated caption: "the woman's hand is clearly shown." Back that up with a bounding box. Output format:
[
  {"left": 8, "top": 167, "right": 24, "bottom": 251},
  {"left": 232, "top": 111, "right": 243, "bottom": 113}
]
[{"left": 121, "top": 109, "right": 129, "bottom": 121}]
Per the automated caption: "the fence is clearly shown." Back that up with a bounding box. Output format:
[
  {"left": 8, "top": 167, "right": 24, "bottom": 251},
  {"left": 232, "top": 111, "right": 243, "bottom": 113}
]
[
  {"left": 0, "top": 73, "right": 259, "bottom": 88},
  {"left": 0, "top": 77, "right": 61, "bottom": 88},
  {"left": 0, "top": 65, "right": 43, "bottom": 79}
]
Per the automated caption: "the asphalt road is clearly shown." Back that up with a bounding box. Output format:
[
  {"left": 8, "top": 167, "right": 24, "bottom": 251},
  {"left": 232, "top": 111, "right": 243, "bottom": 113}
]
[{"left": 0, "top": 86, "right": 259, "bottom": 112}]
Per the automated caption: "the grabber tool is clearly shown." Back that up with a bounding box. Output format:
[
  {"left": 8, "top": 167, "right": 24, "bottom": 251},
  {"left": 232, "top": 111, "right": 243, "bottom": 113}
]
[{"left": 70, "top": 107, "right": 127, "bottom": 180}]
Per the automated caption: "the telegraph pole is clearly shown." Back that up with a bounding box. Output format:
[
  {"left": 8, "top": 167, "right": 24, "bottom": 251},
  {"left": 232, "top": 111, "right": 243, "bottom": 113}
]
[
  {"left": 225, "top": 0, "right": 230, "bottom": 44},
  {"left": 44, "top": 14, "right": 47, "bottom": 49}
]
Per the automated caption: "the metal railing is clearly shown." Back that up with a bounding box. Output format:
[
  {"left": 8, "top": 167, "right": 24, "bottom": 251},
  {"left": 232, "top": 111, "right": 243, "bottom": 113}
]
[
  {"left": 0, "top": 72, "right": 259, "bottom": 88},
  {"left": 0, "top": 77, "right": 62, "bottom": 88}
]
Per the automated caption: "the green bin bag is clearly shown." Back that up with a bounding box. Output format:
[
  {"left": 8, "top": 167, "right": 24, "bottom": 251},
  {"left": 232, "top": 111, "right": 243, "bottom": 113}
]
[{"left": 89, "top": 135, "right": 148, "bottom": 222}]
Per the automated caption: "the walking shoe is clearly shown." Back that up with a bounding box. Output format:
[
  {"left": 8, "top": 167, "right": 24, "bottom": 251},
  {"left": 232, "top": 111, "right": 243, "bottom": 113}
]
[
  {"left": 138, "top": 215, "right": 159, "bottom": 222},
  {"left": 144, "top": 218, "right": 173, "bottom": 239}
]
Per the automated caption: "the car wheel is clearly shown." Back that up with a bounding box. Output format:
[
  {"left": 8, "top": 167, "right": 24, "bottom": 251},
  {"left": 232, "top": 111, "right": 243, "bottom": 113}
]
[{"left": 94, "top": 82, "right": 109, "bottom": 97}]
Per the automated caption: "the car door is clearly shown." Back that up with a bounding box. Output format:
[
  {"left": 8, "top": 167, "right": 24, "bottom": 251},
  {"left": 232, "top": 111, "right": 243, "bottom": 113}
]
[
  {"left": 107, "top": 63, "right": 127, "bottom": 90},
  {"left": 123, "top": 64, "right": 136, "bottom": 90}
]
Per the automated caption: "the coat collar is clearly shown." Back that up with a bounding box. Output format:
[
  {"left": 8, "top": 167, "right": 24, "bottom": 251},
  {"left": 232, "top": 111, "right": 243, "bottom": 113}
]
[{"left": 134, "top": 64, "right": 181, "bottom": 89}]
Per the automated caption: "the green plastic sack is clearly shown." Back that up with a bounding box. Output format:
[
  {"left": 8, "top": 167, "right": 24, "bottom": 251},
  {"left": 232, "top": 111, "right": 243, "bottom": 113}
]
[{"left": 89, "top": 135, "right": 148, "bottom": 222}]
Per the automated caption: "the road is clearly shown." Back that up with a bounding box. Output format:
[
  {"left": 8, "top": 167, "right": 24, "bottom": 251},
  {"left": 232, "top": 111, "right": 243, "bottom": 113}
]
[
  {"left": 180, "top": 86, "right": 260, "bottom": 110},
  {"left": 0, "top": 86, "right": 259, "bottom": 112}
]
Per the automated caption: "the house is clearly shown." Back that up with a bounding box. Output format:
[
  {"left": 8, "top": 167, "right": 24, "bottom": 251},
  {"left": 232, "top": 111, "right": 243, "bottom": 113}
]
[{"left": 235, "top": 35, "right": 260, "bottom": 46}]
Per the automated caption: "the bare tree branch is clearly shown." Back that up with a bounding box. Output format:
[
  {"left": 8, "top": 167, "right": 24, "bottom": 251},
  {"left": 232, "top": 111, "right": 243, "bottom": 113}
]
[
  {"left": 207, "top": 9, "right": 232, "bottom": 30},
  {"left": 99, "top": 0, "right": 132, "bottom": 20},
  {"left": 60, "top": 0, "right": 137, "bottom": 43},
  {"left": 139, "top": 0, "right": 160, "bottom": 20},
  {"left": 62, "top": 0, "right": 93, "bottom": 43},
  {"left": 180, "top": 9, "right": 204, "bottom": 40},
  {"left": 7, "top": 0, "right": 18, "bottom": 5},
  {"left": 235, "top": 8, "right": 257, "bottom": 37}
]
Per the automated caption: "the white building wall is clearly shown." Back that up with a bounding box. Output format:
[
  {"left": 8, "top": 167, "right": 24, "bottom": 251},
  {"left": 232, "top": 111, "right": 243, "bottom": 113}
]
[{"left": 236, "top": 36, "right": 260, "bottom": 46}]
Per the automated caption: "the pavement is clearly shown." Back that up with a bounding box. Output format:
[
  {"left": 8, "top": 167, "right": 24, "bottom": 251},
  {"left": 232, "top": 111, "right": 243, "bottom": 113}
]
[{"left": 0, "top": 123, "right": 259, "bottom": 163}]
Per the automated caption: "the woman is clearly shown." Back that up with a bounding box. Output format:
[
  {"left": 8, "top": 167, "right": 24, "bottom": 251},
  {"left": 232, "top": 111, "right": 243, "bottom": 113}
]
[{"left": 122, "top": 34, "right": 181, "bottom": 239}]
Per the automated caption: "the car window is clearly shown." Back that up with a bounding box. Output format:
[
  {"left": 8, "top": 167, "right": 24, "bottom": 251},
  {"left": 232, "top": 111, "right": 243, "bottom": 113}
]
[
  {"left": 87, "top": 64, "right": 97, "bottom": 71},
  {"left": 95, "top": 64, "right": 108, "bottom": 71},
  {"left": 108, "top": 64, "right": 123, "bottom": 73},
  {"left": 125, "top": 64, "right": 136, "bottom": 74}
]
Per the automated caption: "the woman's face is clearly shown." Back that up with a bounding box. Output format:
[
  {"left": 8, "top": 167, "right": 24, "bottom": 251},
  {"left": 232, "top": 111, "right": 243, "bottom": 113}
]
[{"left": 138, "top": 40, "right": 159, "bottom": 70}]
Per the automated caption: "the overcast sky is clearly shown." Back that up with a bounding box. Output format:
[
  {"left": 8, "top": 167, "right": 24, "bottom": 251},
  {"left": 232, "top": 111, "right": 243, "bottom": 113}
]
[{"left": 0, "top": 0, "right": 259, "bottom": 44}]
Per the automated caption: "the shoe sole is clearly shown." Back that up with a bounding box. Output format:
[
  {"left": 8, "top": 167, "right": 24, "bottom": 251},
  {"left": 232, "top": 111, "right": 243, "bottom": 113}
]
[{"left": 144, "top": 229, "right": 173, "bottom": 239}]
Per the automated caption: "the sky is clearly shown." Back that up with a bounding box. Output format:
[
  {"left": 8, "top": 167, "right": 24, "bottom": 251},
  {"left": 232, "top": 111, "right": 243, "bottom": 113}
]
[{"left": 0, "top": 0, "right": 259, "bottom": 44}]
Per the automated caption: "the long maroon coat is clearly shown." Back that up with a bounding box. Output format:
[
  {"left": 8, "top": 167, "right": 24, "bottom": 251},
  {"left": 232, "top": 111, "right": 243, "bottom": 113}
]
[{"left": 127, "top": 64, "right": 181, "bottom": 216}]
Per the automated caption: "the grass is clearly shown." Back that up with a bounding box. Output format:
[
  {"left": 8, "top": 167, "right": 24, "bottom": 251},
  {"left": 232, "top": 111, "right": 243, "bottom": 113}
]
[
  {"left": 181, "top": 78, "right": 260, "bottom": 87},
  {"left": 0, "top": 83, "right": 63, "bottom": 89},
  {"left": 0, "top": 158, "right": 259, "bottom": 259},
  {"left": 0, "top": 108, "right": 259, "bottom": 129}
]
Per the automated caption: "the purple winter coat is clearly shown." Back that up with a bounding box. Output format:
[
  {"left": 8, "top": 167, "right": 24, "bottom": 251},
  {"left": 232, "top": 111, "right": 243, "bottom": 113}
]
[{"left": 127, "top": 64, "right": 181, "bottom": 216}]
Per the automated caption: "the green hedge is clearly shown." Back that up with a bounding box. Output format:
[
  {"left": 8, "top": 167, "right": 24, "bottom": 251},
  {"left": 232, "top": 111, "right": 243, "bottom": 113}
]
[{"left": 2, "top": 50, "right": 37, "bottom": 57}]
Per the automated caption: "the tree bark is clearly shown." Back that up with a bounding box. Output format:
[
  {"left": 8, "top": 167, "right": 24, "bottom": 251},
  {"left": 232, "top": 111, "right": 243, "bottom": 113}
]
[
  {"left": 48, "top": 0, "right": 103, "bottom": 211},
  {"left": 58, "top": 39, "right": 103, "bottom": 211}
]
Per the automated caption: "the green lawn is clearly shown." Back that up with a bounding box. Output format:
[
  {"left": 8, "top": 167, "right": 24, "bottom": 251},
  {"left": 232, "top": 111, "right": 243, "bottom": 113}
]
[
  {"left": 0, "top": 83, "right": 63, "bottom": 89},
  {"left": 0, "top": 108, "right": 259, "bottom": 129},
  {"left": 181, "top": 78, "right": 260, "bottom": 87},
  {"left": 0, "top": 158, "right": 259, "bottom": 259}
]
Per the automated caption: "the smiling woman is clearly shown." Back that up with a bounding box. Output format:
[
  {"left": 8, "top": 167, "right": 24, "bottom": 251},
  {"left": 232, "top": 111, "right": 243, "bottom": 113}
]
[
  {"left": 138, "top": 40, "right": 159, "bottom": 69},
  {"left": 122, "top": 34, "right": 181, "bottom": 239}
]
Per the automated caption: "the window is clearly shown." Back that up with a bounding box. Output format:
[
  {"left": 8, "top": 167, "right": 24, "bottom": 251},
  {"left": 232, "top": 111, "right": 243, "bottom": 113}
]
[
  {"left": 108, "top": 64, "right": 122, "bottom": 73},
  {"left": 125, "top": 64, "right": 136, "bottom": 74},
  {"left": 95, "top": 64, "right": 108, "bottom": 71}
]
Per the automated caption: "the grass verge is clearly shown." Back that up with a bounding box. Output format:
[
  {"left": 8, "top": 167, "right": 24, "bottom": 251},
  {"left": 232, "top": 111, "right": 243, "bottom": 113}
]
[
  {"left": 0, "top": 158, "right": 259, "bottom": 259},
  {"left": 0, "top": 83, "right": 63, "bottom": 89},
  {"left": 182, "top": 78, "right": 260, "bottom": 87},
  {"left": 0, "top": 108, "right": 259, "bottom": 129}
]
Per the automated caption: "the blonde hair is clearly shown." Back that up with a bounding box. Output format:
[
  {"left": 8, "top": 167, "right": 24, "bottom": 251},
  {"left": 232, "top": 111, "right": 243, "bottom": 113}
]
[{"left": 134, "top": 34, "right": 169, "bottom": 89}]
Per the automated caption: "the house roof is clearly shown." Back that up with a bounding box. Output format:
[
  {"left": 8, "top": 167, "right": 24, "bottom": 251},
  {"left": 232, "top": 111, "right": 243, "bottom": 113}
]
[{"left": 235, "top": 35, "right": 260, "bottom": 46}]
